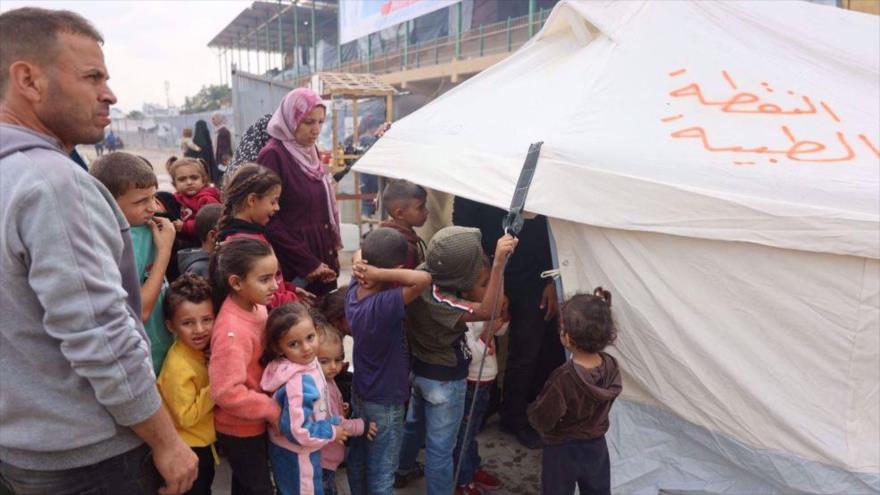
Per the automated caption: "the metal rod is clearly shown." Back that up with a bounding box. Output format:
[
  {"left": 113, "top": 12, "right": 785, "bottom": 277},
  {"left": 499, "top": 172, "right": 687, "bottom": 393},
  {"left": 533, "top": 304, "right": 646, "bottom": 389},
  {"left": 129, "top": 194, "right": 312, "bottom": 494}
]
[
  {"left": 352, "top": 98, "right": 359, "bottom": 145},
  {"left": 311, "top": 0, "right": 316, "bottom": 72},
  {"left": 293, "top": 1, "right": 299, "bottom": 77},
  {"left": 352, "top": 97, "right": 361, "bottom": 231},
  {"left": 278, "top": 0, "right": 284, "bottom": 77},
  {"left": 402, "top": 23, "right": 408, "bottom": 69},
  {"left": 528, "top": 0, "right": 536, "bottom": 37},
  {"left": 221, "top": 49, "right": 227, "bottom": 85},
  {"left": 455, "top": 1, "right": 462, "bottom": 59},
  {"left": 332, "top": 98, "right": 339, "bottom": 169},
  {"left": 337, "top": 10, "right": 342, "bottom": 69},
  {"left": 265, "top": 17, "right": 271, "bottom": 71}
]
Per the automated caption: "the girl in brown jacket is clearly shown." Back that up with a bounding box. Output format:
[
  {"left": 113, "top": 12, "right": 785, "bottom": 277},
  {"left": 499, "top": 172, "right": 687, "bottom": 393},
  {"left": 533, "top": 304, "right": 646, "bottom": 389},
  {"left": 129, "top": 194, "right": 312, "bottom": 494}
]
[{"left": 528, "top": 287, "right": 622, "bottom": 495}]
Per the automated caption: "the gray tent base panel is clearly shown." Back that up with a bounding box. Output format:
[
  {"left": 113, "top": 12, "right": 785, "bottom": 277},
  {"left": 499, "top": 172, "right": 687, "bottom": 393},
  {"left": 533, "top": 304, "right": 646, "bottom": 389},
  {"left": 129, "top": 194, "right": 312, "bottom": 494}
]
[{"left": 609, "top": 400, "right": 879, "bottom": 494}]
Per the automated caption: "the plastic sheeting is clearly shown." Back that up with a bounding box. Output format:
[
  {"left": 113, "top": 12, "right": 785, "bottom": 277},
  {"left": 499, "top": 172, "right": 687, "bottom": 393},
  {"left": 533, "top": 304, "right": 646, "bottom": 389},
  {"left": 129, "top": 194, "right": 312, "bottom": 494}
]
[
  {"left": 610, "top": 400, "right": 879, "bottom": 494},
  {"left": 354, "top": 0, "right": 880, "bottom": 491}
]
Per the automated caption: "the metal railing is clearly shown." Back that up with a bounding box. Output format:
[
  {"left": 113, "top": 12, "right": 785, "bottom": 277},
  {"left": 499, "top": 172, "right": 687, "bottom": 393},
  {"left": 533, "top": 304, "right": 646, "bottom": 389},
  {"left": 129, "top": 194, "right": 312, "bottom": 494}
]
[{"left": 286, "top": 9, "right": 551, "bottom": 87}]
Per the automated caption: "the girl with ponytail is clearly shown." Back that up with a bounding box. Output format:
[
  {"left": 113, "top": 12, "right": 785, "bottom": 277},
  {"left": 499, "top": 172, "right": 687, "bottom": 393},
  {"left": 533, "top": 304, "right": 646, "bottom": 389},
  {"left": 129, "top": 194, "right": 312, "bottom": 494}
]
[{"left": 216, "top": 163, "right": 312, "bottom": 307}]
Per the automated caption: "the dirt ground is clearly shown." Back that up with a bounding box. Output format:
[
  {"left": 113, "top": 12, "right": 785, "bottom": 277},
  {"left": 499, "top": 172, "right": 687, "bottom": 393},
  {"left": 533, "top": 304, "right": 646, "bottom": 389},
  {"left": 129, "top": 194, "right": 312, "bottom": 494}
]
[{"left": 210, "top": 415, "right": 543, "bottom": 495}]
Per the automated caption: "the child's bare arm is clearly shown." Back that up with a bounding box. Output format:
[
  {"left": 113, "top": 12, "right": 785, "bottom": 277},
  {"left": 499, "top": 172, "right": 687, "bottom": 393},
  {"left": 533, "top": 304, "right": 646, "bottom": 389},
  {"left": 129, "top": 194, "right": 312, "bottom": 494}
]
[
  {"left": 462, "top": 235, "right": 517, "bottom": 322},
  {"left": 140, "top": 217, "right": 175, "bottom": 322},
  {"left": 353, "top": 261, "right": 431, "bottom": 304}
]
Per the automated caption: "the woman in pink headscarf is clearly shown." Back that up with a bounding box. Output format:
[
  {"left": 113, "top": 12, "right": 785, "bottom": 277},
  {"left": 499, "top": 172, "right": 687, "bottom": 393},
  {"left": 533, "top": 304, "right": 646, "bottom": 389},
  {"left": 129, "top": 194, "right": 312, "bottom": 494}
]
[{"left": 256, "top": 88, "right": 340, "bottom": 296}]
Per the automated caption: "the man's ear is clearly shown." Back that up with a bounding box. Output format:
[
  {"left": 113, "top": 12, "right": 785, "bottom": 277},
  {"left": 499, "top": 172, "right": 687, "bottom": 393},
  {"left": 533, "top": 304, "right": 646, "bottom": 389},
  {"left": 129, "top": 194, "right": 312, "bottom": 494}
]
[{"left": 8, "top": 61, "right": 46, "bottom": 103}]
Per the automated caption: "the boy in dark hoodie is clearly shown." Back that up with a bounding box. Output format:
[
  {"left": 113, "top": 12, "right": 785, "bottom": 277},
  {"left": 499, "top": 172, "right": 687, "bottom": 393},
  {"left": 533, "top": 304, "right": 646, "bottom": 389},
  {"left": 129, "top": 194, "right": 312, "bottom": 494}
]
[
  {"left": 177, "top": 203, "right": 222, "bottom": 278},
  {"left": 527, "top": 287, "right": 622, "bottom": 495},
  {"left": 379, "top": 179, "right": 429, "bottom": 269}
]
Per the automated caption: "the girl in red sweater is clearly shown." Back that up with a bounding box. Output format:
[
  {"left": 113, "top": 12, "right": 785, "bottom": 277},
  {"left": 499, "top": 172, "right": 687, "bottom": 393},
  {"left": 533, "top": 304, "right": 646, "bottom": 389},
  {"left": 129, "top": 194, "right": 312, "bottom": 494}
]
[
  {"left": 209, "top": 238, "right": 282, "bottom": 495},
  {"left": 168, "top": 156, "right": 221, "bottom": 245},
  {"left": 217, "top": 163, "right": 310, "bottom": 307}
]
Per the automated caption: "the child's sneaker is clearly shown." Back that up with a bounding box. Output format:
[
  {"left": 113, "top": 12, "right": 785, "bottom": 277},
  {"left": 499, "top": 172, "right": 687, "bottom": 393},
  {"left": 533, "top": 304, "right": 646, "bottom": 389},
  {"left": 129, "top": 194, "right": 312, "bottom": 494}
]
[
  {"left": 394, "top": 461, "right": 424, "bottom": 488},
  {"left": 456, "top": 483, "right": 484, "bottom": 495},
  {"left": 473, "top": 468, "right": 503, "bottom": 491}
]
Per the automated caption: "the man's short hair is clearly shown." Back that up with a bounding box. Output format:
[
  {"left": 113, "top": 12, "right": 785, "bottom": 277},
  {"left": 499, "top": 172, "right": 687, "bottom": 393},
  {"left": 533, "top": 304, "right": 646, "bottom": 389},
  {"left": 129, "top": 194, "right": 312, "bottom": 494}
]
[
  {"left": 0, "top": 8, "right": 103, "bottom": 96},
  {"left": 195, "top": 204, "right": 222, "bottom": 243},
  {"left": 361, "top": 227, "right": 408, "bottom": 269},
  {"left": 90, "top": 152, "right": 158, "bottom": 198},
  {"left": 382, "top": 179, "right": 427, "bottom": 210}
]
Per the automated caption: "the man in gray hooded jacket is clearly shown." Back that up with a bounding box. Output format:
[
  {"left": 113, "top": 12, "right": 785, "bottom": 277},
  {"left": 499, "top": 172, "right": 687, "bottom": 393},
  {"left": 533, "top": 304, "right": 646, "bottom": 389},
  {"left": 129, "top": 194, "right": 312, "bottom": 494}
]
[{"left": 0, "top": 7, "right": 197, "bottom": 495}]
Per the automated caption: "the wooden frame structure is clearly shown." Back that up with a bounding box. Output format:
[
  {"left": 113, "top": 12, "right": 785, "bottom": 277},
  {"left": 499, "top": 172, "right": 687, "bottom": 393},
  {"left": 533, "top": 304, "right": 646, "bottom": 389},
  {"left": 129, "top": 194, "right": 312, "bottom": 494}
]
[{"left": 314, "top": 72, "right": 396, "bottom": 230}]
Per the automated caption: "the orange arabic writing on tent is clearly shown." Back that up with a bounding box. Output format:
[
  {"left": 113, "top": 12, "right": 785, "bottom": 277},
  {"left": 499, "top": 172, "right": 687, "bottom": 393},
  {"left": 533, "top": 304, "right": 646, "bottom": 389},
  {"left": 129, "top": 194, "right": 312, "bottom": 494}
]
[
  {"left": 662, "top": 69, "right": 880, "bottom": 165},
  {"left": 669, "top": 126, "right": 857, "bottom": 163},
  {"left": 669, "top": 82, "right": 828, "bottom": 117}
]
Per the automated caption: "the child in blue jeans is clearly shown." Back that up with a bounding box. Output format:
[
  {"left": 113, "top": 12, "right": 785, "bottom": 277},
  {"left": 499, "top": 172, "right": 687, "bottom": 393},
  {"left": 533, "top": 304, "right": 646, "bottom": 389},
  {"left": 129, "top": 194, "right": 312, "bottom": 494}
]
[
  {"left": 395, "top": 227, "right": 516, "bottom": 495},
  {"left": 453, "top": 256, "right": 508, "bottom": 494},
  {"left": 345, "top": 228, "right": 432, "bottom": 494}
]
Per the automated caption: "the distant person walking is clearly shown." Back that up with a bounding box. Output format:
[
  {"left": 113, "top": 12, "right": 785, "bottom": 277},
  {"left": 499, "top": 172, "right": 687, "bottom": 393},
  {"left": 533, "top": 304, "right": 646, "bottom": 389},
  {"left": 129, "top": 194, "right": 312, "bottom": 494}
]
[
  {"left": 212, "top": 111, "right": 233, "bottom": 173},
  {"left": 106, "top": 129, "right": 118, "bottom": 151},
  {"left": 0, "top": 7, "right": 197, "bottom": 495},
  {"left": 192, "top": 119, "right": 219, "bottom": 185}
]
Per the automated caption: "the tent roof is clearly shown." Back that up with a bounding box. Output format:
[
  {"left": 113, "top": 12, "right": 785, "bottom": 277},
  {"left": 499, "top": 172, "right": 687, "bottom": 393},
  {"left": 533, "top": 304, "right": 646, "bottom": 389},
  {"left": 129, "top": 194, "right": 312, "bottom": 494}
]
[{"left": 354, "top": 0, "right": 880, "bottom": 259}]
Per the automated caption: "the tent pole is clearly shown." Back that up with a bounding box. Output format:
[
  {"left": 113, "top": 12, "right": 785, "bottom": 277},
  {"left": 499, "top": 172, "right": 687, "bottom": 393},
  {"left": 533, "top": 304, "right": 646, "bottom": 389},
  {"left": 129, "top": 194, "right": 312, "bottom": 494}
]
[{"left": 294, "top": 1, "right": 299, "bottom": 77}]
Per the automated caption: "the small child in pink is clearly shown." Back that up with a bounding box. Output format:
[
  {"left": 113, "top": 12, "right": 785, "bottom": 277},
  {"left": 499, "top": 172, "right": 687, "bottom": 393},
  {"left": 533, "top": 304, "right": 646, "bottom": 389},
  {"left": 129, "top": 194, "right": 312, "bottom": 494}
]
[{"left": 314, "top": 319, "right": 376, "bottom": 494}]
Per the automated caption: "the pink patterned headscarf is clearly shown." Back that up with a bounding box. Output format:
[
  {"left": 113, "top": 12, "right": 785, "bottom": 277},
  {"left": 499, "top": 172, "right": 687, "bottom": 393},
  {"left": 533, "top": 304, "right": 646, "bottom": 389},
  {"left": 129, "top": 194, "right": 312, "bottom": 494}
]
[{"left": 267, "top": 88, "right": 341, "bottom": 248}]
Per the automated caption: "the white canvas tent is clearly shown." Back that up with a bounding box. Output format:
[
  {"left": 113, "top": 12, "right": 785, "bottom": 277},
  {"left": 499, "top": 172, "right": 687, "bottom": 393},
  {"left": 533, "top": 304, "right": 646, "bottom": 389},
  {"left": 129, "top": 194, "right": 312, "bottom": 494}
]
[{"left": 354, "top": 0, "right": 880, "bottom": 492}]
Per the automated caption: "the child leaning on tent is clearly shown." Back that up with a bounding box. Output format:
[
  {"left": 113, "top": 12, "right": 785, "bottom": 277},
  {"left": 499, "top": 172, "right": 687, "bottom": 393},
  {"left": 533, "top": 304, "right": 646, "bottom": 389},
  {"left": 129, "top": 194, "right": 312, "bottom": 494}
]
[{"left": 528, "top": 287, "right": 622, "bottom": 495}]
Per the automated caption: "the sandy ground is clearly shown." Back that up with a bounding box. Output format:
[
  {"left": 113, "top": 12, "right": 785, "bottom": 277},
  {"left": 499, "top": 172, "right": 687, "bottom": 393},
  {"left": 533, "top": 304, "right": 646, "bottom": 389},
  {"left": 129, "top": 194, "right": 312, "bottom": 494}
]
[{"left": 78, "top": 146, "right": 544, "bottom": 495}]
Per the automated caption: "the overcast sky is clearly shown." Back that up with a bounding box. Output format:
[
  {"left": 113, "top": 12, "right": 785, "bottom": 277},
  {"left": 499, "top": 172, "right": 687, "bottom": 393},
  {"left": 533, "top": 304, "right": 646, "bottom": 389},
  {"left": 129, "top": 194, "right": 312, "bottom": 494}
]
[{"left": 1, "top": 1, "right": 255, "bottom": 113}]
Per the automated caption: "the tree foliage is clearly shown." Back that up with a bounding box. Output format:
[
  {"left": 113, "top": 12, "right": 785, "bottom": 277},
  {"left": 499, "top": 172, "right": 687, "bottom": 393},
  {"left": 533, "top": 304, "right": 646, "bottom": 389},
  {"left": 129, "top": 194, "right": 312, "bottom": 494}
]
[
  {"left": 126, "top": 110, "right": 145, "bottom": 119},
  {"left": 182, "top": 84, "right": 231, "bottom": 114}
]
